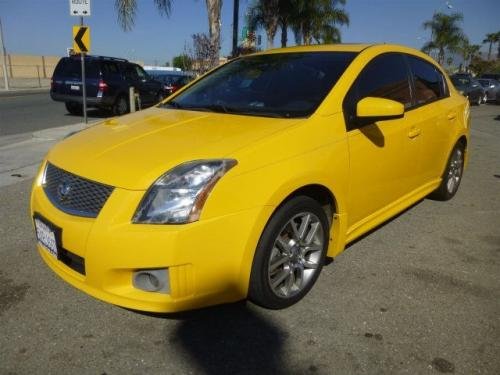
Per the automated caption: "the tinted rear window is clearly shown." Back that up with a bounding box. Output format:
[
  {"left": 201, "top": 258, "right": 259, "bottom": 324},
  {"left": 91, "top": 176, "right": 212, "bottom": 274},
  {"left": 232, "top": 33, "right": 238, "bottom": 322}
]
[{"left": 53, "top": 58, "right": 99, "bottom": 79}]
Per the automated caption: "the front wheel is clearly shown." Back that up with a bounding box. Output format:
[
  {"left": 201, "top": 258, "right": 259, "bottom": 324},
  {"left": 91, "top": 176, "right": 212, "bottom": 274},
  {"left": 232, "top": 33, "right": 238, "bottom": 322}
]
[
  {"left": 249, "top": 196, "right": 330, "bottom": 309},
  {"left": 429, "top": 143, "right": 465, "bottom": 201}
]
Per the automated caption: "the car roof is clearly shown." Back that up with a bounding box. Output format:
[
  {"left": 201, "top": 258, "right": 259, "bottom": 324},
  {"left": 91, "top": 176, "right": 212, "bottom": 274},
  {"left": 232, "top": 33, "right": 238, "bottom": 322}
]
[{"left": 251, "top": 43, "right": 442, "bottom": 67}]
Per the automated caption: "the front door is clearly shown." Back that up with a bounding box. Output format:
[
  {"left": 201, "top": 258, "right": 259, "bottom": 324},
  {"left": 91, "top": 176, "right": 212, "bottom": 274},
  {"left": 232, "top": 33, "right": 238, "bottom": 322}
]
[{"left": 343, "top": 53, "right": 419, "bottom": 232}]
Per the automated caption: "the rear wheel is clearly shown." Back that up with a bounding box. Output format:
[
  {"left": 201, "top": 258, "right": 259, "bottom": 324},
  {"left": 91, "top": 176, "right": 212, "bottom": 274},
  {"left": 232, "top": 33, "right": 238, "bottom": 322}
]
[
  {"left": 429, "top": 142, "right": 465, "bottom": 201},
  {"left": 112, "top": 95, "right": 129, "bottom": 116},
  {"left": 65, "top": 101, "right": 82, "bottom": 116},
  {"left": 249, "top": 196, "right": 330, "bottom": 309},
  {"left": 475, "top": 94, "right": 482, "bottom": 106}
]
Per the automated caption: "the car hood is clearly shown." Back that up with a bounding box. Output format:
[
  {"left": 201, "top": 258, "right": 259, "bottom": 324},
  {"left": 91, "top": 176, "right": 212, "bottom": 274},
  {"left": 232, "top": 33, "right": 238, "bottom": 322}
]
[{"left": 47, "top": 107, "right": 301, "bottom": 190}]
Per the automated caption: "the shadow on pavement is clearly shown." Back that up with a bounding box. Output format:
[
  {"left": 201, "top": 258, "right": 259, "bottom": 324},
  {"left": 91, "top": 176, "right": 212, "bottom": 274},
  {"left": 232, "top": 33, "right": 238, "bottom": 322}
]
[
  {"left": 65, "top": 108, "right": 110, "bottom": 119},
  {"left": 167, "top": 301, "right": 289, "bottom": 375},
  {"left": 494, "top": 115, "right": 500, "bottom": 121}
]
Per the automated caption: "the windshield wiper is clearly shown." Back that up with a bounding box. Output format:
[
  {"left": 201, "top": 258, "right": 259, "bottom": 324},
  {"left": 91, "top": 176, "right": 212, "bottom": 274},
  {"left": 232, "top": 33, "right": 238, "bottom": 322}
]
[
  {"left": 181, "top": 104, "right": 230, "bottom": 113},
  {"left": 162, "top": 100, "right": 183, "bottom": 109}
]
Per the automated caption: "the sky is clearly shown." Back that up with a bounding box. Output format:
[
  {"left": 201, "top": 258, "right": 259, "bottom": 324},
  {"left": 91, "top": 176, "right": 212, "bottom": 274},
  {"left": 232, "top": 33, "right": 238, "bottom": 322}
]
[{"left": 0, "top": 0, "right": 498, "bottom": 65}]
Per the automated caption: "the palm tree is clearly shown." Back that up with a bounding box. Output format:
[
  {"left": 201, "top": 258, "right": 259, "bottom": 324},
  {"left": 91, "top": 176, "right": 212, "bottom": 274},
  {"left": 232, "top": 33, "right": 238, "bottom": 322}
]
[
  {"left": 422, "top": 12, "right": 464, "bottom": 65},
  {"left": 290, "top": 0, "right": 349, "bottom": 45},
  {"left": 115, "top": 0, "right": 172, "bottom": 31},
  {"left": 482, "top": 32, "right": 499, "bottom": 60},
  {"left": 457, "top": 38, "right": 481, "bottom": 72},
  {"left": 247, "top": 0, "right": 280, "bottom": 49},
  {"left": 205, "top": 0, "right": 223, "bottom": 66},
  {"left": 115, "top": 0, "right": 223, "bottom": 67}
]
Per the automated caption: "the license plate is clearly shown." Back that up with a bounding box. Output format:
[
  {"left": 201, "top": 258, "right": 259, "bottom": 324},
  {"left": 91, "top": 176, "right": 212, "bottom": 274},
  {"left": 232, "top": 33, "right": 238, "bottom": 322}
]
[
  {"left": 70, "top": 85, "right": 80, "bottom": 91},
  {"left": 34, "top": 217, "right": 59, "bottom": 258}
]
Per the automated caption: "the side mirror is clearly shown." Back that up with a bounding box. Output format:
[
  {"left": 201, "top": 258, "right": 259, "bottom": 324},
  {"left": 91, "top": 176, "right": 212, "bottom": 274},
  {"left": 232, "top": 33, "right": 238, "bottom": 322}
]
[{"left": 356, "top": 97, "right": 404, "bottom": 120}]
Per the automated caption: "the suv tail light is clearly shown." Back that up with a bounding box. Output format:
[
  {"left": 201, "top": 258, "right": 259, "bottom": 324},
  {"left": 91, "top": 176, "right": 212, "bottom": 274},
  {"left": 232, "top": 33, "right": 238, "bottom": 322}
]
[{"left": 98, "top": 79, "right": 109, "bottom": 91}]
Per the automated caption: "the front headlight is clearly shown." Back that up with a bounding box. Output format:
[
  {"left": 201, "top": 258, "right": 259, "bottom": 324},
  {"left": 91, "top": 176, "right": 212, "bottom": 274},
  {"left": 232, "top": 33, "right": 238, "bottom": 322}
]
[{"left": 133, "top": 159, "right": 237, "bottom": 224}]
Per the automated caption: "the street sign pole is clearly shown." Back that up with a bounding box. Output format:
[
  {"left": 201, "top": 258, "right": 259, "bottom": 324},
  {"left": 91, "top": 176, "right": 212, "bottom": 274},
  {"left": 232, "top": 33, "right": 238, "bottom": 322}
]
[
  {"left": 80, "top": 16, "right": 87, "bottom": 124},
  {"left": 0, "top": 17, "right": 10, "bottom": 91}
]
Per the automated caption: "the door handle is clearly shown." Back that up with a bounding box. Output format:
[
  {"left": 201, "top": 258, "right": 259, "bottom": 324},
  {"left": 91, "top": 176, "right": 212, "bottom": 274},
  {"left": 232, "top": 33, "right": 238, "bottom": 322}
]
[
  {"left": 408, "top": 128, "right": 421, "bottom": 139},
  {"left": 447, "top": 112, "right": 457, "bottom": 120}
]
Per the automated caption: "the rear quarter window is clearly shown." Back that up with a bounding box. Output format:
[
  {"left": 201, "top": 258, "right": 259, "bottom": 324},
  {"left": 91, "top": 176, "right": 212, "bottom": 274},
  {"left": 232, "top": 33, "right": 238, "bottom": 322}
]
[
  {"left": 407, "top": 56, "right": 448, "bottom": 105},
  {"left": 53, "top": 58, "right": 99, "bottom": 79}
]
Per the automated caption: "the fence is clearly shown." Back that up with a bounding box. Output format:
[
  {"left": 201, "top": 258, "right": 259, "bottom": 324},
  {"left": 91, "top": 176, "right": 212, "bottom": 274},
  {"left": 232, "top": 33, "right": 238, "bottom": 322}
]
[{"left": 0, "top": 54, "right": 60, "bottom": 89}]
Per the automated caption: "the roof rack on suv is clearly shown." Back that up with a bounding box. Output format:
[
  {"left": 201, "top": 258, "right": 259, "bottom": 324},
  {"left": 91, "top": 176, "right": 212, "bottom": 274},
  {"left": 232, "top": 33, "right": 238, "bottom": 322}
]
[
  {"left": 70, "top": 54, "right": 128, "bottom": 62},
  {"left": 94, "top": 55, "right": 129, "bottom": 62}
]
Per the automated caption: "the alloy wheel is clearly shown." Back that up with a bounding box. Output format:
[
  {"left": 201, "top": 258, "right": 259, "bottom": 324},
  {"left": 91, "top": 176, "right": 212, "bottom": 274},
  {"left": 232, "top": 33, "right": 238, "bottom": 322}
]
[
  {"left": 446, "top": 148, "right": 463, "bottom": 194},
  {"left": 267, "top": 212, "right": 324, "bottom": 298}
]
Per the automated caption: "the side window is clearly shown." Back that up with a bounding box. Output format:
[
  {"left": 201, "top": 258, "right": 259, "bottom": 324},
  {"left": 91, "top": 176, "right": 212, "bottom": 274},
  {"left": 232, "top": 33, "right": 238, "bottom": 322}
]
[
  {"left": 102, "top": 62, "right": 120, "bottom": 80},
  {"left": 343, "top": 53, "right": 411, "bottom": 130},
  {"left": 407, "top": 56, "right": 444, "bottom": 105},
  {"left": 124, "top": 65, "right": 138, "bottom": 81},
  {"left": 135, "top": 66, "right": 148, "bottom": 80}
]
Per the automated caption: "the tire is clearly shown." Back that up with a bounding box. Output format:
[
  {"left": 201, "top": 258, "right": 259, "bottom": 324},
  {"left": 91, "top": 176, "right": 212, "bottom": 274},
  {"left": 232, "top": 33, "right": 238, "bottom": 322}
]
[
  {"left": 476, "top": 94, "right": 482, "bottom": 106},
  {"left": 65, "top": 101, "right": 82, "bottom": 116},
  {"left": 112, "top": 95, "right": 129, "bottom": 116},
  {"left": 249, "top": 196, "right": 330, "bottom": 309},
  {"left": 429, "top": 142, "right": 465, "bottom": 201},
  {"left": 156, "top": 92, "right": 165, "bottom": 104}
]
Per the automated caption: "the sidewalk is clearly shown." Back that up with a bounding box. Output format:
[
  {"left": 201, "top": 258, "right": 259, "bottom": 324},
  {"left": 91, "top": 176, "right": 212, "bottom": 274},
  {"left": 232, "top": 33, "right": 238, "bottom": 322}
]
[{"left": 0, "top": 122, "right": 93, "bottom": 187}]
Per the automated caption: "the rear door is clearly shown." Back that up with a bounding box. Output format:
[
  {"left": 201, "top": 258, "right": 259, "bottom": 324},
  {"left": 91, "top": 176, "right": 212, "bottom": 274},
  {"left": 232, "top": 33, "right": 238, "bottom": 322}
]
[
  {"left": 405, "top": 55, "right": 454, "bottom": 183},
  {"left": 344, "top": 53, "right": 421, "bottom": 229},
  {"left": 124, "top": 64, "right": 158, "bottom": 105}
]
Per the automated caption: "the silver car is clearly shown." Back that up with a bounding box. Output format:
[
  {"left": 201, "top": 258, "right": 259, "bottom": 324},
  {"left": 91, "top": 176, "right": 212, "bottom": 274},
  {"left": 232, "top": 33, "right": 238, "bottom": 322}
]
[{"left": 477, "top": 78, "right": 500, "bottom": 102}]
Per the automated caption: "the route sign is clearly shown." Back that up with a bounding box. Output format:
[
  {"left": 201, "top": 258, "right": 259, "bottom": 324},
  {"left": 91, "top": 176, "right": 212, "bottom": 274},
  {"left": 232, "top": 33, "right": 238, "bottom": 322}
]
[
  {"left": 70, "top": 0, "right": 91, "bottom": 16},
  {"left": 73, "top": 26, "right": 90, "bottom": 53}
]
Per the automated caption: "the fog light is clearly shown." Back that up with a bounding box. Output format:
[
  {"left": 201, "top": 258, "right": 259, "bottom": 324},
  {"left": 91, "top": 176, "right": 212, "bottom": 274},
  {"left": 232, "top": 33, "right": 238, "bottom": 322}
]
[{"left": 133, "top": 268, "right": 170, "bottom": 294}]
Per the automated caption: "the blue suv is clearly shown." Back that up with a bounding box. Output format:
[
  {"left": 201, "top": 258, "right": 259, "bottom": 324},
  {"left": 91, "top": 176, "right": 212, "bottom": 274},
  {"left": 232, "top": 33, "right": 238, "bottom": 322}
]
[{"left": 50, "top": 55, "right": 166, "bottom": 115}]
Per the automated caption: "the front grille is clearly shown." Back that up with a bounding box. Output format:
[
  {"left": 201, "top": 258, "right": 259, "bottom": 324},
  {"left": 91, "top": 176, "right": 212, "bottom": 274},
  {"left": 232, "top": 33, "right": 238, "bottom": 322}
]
[{"left": 43, "top": 163, "right": 114, "bottom": 218}]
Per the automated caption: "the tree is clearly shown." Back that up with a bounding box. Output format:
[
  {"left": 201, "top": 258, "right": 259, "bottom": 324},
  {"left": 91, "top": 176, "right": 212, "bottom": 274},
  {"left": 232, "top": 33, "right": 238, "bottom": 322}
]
[
  {"left": 247, "top": 0, "right": 280, "bottom": 49},
  {"left": 469, "top": 55, "right": 500, "bottom": 76},
  {"left": 185, "top": 33, "right": 218, "bottom": 75},
  {"left": 205, "top": 0, "right": 223, "bottom": 67},
  {"left": 482, "top": 31, "right": 500, "bottom": 60},
  {"left": 115, "top": 0, "right": 172, "bottom": 31},
  {"left": 289, "top": 0, "right": 349, "bottom": 45},
  {"left": 114, "top": 0, "right": 223, "bottom": 69},
  {"left": 457, "top": 38, "right": 481, "bottom": 72},
  {"left": 172, "top": 54, "right": 192, "bottom": 70},
  {"left": 422, "top": 12, "right": 464, "bottom": 65}
]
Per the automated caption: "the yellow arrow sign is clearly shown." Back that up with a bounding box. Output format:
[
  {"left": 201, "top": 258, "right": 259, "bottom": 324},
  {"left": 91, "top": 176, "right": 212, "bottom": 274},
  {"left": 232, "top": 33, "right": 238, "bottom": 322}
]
[{"left": 73, "top": 26, "right": 91, "bottom": 53}]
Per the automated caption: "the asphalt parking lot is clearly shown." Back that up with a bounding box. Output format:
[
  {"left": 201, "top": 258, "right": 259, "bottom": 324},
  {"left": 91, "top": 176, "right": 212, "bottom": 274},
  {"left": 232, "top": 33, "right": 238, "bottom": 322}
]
[{"left": 0, "top": 104, "right": 499, "bottom": 375}]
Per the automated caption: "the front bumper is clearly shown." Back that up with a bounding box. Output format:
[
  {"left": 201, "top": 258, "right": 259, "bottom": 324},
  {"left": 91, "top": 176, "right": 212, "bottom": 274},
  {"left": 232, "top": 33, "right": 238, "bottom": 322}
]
[{"left": 30, "top": 164, "right": 273, "bottom": 313}]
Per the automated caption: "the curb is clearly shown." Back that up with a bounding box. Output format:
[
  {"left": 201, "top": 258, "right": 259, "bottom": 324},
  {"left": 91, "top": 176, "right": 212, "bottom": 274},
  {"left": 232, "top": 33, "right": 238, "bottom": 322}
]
[
  {"left": 0, "top": 88, "right": 50, "bottom": 97},
  {"left": 32, "top": 121, "right": 97, "bottom": 141}
]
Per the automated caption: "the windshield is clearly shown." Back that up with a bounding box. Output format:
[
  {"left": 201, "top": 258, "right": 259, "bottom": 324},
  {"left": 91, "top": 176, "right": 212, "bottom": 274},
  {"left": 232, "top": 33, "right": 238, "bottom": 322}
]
[
  {"left": 451, "top": 76, "right": 470, "bottom": 87},
  {"left": 162, "top": 52, "right": 357, "bottom": 118}
]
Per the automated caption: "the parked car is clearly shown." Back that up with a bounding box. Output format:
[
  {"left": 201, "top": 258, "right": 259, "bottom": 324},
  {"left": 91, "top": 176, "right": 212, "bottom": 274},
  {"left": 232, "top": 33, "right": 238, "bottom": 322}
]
[
  {"left": 477, "top": 78, "right": 500, "bottom": 102},
  {"left": 147, "top": 71, "right": 195, "bottom": 95},
  {"left": 32, "top": 44, "right": 469, "bottom": 313},
  {"left": 480, "top": 73, "right": 500, "bottom": 81},
  {"left": 451, "top": 74, "right": 485, "bottom": 105},
  {"left": 50, "top": 55, "right": 166, "bottom": 116}
]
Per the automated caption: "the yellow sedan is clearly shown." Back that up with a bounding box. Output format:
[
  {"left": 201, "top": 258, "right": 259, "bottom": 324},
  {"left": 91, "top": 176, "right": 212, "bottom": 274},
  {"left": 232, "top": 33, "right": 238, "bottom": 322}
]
[{"left": 31, "top": 44, "right": 469, "bottom": 312}]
